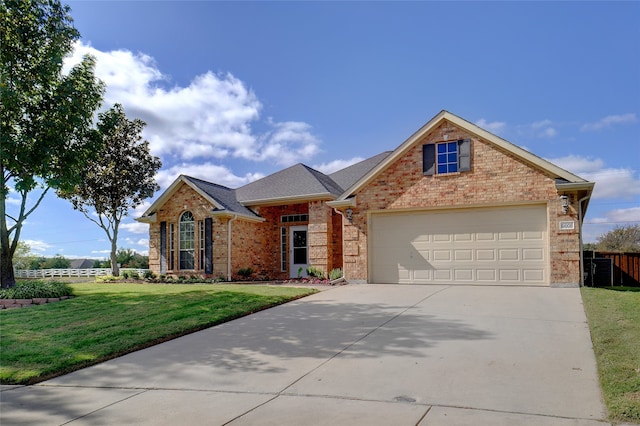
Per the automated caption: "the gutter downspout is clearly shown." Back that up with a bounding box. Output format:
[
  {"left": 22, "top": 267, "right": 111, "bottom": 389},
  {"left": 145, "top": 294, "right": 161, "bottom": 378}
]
[
  {"left": 578, "top": 194, "right": 590, "bottom": 287},
  {"left": 332, "top": 207, "right": 349, "bottom": 283},
  {"left": 227, "top": 215, "right": 238, "bottom": 281}
]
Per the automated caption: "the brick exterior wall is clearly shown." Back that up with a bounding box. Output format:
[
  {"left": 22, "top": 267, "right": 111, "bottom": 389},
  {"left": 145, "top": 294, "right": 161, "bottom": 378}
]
[
  {"left": 338, "top": 120, "right": 582, "bottom": 285},
  {"left": 147, "top": 118, "right": 583, "bottom": 285},
  {"left": 148, "top": 184, "right": 231, "bottom": 278},
  {"left": 148, "top": 189, "right": 342, "bottom": 281}
]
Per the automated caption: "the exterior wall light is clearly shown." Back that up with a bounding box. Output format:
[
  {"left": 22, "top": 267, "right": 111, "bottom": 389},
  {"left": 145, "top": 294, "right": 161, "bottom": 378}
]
[
  {"left": 346, "top": 208, "right": 353, "bottom": 222},
  {"left": 560, "top": 195, "right": 569, "bottom": 214}
]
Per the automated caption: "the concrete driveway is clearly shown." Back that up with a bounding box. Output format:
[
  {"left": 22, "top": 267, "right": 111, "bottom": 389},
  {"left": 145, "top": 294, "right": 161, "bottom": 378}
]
[{"left": 1, "top": 284, "right": 608, "bottom": 425}]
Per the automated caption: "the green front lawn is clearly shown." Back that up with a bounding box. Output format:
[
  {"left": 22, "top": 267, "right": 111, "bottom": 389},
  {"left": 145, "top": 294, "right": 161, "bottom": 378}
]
[
  {"left": 0, "top": 283, "right": 316, "bottom": 384},
  {"left": 582, "top": 286, "right": 640, "bottom": 423}
]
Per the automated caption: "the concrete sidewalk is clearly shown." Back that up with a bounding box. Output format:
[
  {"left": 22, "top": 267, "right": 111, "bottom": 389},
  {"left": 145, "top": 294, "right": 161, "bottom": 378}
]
[{"left": 1, "top": 285, "right": 610, "bottom": 425}]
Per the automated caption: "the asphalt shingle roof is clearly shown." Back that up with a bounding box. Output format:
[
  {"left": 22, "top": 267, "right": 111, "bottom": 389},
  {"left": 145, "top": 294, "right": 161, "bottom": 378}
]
[
  {"left": 329, "top": 151, "right": 392, "bottom": 191},
  {"left": 180, "top": 152, "right": 389, "bottom": 213},
  {"left": 235, "top": 163, "right": 344, "bottom": 203},
  {"left": 183, "top": 176, "right": 259, "bottom": 217}
]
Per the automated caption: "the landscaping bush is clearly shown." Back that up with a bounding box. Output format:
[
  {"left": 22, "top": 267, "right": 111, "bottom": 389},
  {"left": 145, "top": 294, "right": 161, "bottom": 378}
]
[
  {"left": 237, "top": 267, "right": 254, "bottom": 279},
  {"left": 0, "top": 280, "right": 73, "bottom": 299},
  {"left": 307, "top": 266, "right": 325, "bottom": 279},
  {"left": 329, "top": 268, "right": 343, "bottom": 280},
  {"left": 96, "top": 275, "right": 123, "bottom": 283}
]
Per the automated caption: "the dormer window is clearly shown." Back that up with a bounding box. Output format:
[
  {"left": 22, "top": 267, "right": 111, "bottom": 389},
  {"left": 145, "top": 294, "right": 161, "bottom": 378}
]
[{"left": 423, "top": 139, "right": 471, "bottom": 175}]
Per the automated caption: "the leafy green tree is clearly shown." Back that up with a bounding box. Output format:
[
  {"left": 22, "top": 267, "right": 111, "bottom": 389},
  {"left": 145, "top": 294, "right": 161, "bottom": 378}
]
[
  {"left": 93, "top": 259, "right": 109, "bottom": 268},
  {"left": 117, "top": 247, "right": 135, "bottom": 267},
  {"left": 60, "top": 104, "right": 161, "bottom": 276},
  {"left": 0, "top": 0, "right": 104, "bottom": 288},
  {"left": 596, "top": 224, "right": 640, "bottom": 253},
  {"left": 28, "top": 256, "right": 47, "bottom": 270},
  {"left": 116, "top": 247, "right": 149, "bottom": 269},
  {"left": 10, "top": 240, "right": 31, "bottom": 269},
  {"left": 128, "top": 253, "right": 149, "bottom": 269},
  {"left": 42, "top": 254, "right": 70, "bottom": 269}
]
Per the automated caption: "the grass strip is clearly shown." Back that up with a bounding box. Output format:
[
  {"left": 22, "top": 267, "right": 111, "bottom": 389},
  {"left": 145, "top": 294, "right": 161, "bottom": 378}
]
[
  {"left": 581, "top": 286, "right": 640, "bottom": 423},
  {"left": 0, "top": 283, "right": 316, "bottom": 384}
]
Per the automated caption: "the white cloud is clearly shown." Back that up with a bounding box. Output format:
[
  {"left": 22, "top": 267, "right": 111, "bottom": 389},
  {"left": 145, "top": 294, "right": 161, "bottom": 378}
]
[
  {"left": 546, "top": 155, "right": 604, "bottom": 174},
  {"left": 546, "top": 155, "right": 640, "bottom": 200},
  {"left": 531, "top": 120, "right": 557, "bottom": 138},
  {"left": 91, "top": 249, "right": 111, "bottom": 254},
  {"left": 313, "top": 157, "right": 365, "bottom": 174},
  {"left": 155, "top": 162, "right": 264, "bottom": 190},
  {"left": 581, "top": 113, "right": 637, "bottom": 131},
  {"left": 586, "top": 207, "right": 640, "bottom": 233},
  {"left": 120, "top": 222, "right": 149, "bottom": 235},
  {"left": 475, "top": 118, "right": 506, "bottom": 134},
  {"left": 257, "top": 121, "right": 321, "bottom": 165},
  {"left": 22, "top": 239, "right": 53, "bottom": 252},
  {"left": 65, "top": 42, "right": 321, "bottom": 167}
]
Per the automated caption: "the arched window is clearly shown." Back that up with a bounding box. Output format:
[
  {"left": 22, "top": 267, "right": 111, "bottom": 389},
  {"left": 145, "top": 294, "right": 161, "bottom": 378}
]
[{"left": 179, "top": 211, "right": 195, "bottom": 269}]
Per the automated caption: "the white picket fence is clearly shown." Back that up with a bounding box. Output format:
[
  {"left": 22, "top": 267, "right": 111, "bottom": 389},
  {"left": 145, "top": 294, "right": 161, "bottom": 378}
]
[{"left": 15, "top": 268, "right": 149, "bottom": 278}]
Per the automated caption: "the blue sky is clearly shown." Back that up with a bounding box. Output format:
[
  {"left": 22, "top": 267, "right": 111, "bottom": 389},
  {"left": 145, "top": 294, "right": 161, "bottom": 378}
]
[{"left": 7, "top": 1, "right": 640, "bottom": 260}]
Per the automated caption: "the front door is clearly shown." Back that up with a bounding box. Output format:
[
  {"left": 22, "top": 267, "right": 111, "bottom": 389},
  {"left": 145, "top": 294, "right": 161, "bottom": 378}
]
[{"left": 290, "top": 226, "right": 308, "bottom": 278}]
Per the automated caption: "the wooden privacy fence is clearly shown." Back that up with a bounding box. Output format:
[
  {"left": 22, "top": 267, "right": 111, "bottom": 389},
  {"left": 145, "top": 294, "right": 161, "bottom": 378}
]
[
  {"left": 15, "top": 268, "right": 149, "bottom": 279},
  {"left": 584, "top": 252, "right": 640, "bottom": 287}
]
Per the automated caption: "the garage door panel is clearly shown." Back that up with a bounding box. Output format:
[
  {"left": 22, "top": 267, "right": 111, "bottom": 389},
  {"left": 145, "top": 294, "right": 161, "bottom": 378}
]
[
  {"left": 477, "top": 233, "right": 496, "bottom": 241},
  {"left": 498, "top": 232, "right": 518, "bottom": 240},
  {"left": 499, "top": 249, "right": 519, "bottom": 261},
  {"left": 477, "top": 249, "right": 496, "bottom": 261},
  {"left": 524, "top": 270, "right": 544, "bottom": 282},
  {"left": 523, "top": 231, "right": 544, "bottom": 240},
  {"left": 500, "top": 270, "right": 520, "bottom": 281},
  {"left": 434, "top": 270, "right": 452, "bottom": 281},
  {"left": 454, "top": 233, "right": 473, "bottom": 242},
  {"left": 455, "top": 269, "right": 474, "bottom": 281},
  {"left": 455, "top": 250, "right": 473, "bottom": 261},
  {"left": 523, "top": 248, "right": 544, "bottom": 261},
  {"left": 477, "top": 269, "right": 497, "bottom": 281},
  {"left": 371, "top": 205, "right": 548, "bottom": 285}
]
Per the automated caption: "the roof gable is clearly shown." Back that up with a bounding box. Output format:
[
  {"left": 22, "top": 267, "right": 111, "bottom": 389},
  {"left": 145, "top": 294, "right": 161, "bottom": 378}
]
[
  {"left": 183, "top": 176, "right": 258, "bottom": 218},
  {"left": 336, "top": 110, "right": 594, "bottom": 200},
  {"left": 236, "top": 163, "right": 343, "bottom": 205},
  {"left": 136, "top": 175, "right": 260, "bottom": 223},
  {"left": 329, "top": 151, "right": 392, "bottom": 191}
]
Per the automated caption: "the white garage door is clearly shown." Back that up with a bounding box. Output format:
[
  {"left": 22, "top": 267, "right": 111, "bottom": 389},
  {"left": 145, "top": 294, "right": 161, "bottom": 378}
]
[{"left": 370, "top": 205, "right": 548, "bottom": 285}]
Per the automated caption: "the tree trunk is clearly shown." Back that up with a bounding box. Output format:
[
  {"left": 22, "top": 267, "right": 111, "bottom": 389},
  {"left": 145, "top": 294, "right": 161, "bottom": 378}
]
[
  {"left": 0, "top": 175, "right": 17, "bottom": 288},
  {"left": 0, "top": 249, "right": 16, "bottom": 289},
  {"left": 110, "top": 237, "right": 119, "bottom": 277}
]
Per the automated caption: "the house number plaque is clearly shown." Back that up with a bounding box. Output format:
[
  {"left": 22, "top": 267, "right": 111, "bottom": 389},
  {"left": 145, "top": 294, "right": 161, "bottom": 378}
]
[{"left": 559, "top": 221, "right": 575, "bottom": 230}]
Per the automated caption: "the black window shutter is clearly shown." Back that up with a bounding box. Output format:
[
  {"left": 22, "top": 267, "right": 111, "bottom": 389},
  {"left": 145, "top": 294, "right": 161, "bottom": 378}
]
[
  {"left": 458, "top": 139, "right": 471, "bottom": 172},
  {"left": 159, "top": 222, "right": 167, "bottom": 274},
  {"left": 423, "top": 144, "right": 435, "bottom": 175},
  {"left": 204, "top": 218, "right": 213, "bottom": 274}
]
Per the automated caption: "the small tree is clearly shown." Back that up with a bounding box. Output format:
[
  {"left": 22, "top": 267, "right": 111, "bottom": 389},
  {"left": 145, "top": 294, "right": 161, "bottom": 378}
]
[
  {"left": 42, "top": 254, "right": 71, "bottom": 269},
  {"left": 11, "top": 240, "right": 32, "bottom": 270},
  {"left": 1, "top": 0, "right": 104, "bottom": 288},
  {"left": 596, "top": 224, "right": 640, "bottom": 253},
  {"left": 59, "top": 104, "right": 161, "bottom": 276}
]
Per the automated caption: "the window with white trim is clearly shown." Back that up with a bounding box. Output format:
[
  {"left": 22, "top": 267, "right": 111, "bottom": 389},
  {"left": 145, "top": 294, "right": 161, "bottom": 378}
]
[
  {"left": 179, "top": 211, "right": 195, "bottom": 270},
  {"left": 280, "top": 227, "right": 287, "bottom": 272},
  {"left": 423, "top": 139, "right": 471, "bottom": 175}
]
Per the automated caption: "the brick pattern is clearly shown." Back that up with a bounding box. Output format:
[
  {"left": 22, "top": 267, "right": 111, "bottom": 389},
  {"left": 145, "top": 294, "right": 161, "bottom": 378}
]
[
  {"left": 149, "top": 189, "right": 324, "bottom": 279},
  {"left": 148, "top": 119, "right": 583, "bottom": 285},
  {"left": 0, "top": 296, "right": 73, "bottom": 309},
  {"left": 339, "top": 120, "right": 582, "bottom": 285}
]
